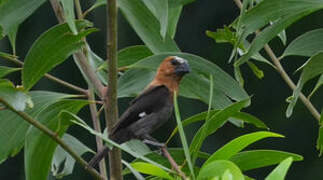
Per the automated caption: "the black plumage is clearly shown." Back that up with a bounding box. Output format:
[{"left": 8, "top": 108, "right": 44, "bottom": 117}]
[{"left": 88, "top": 56, "right": 190, "bottom": 167}]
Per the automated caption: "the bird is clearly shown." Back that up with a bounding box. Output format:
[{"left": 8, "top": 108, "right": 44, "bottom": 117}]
[{"left": 88, "top": 56, "right": 191, "bottom": 167}]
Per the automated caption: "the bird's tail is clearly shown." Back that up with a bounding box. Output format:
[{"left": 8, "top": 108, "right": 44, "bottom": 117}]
[{"left": 88, "top": 147, "right": 110, "bottom": 167}]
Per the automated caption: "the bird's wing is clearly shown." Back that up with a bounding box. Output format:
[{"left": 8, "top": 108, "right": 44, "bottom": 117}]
[{"left": 111, "top": 85, "right": 171, "bottom": 134}]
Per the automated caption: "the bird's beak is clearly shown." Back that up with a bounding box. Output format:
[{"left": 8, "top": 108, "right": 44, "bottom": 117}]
[{"left": 175, "top": 61, "right": 191, "bottom": 76}]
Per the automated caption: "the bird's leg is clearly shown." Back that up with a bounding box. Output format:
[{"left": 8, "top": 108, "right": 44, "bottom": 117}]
[{"left": 142, "top": 135, "right": 165, "bottom": 148}]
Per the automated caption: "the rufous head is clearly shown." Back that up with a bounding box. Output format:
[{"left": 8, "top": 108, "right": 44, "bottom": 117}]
[{"left": 150, "top": 56, "right": 191, "bottom": 92}]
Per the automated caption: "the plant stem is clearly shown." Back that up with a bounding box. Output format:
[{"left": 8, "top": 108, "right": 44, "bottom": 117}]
[
  {"left": 74, "top": 0, "right": 83, "bottom": 19},
  {"left": 0, "top": 98, "right": 104, "bottom": 180},
  {"left": 89, "top": 89, "right": 108, "bottom": 178},
  {"left": 1, "top": 55, "right": 88, "bottom": 95},
  {"left": 233, "top": 0, "right": 321, "bottom": 121},
  {"left": 50, "top": 0, "right": 105, "bottom": 98},
  {"left": 161, "top": 147, "right": 187, "bottom": 179},
  {"left": 104, "top": 0, "right": 123, "bottom": 180}
]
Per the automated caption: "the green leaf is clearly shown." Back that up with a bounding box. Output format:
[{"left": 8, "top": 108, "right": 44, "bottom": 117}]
[
  {"left": 230, "top": 150, "right": 303, "bottom": 171},
  {"left": 59, "top": 0, "right": 77, "bottom": 35},
  {"left": 265, "top": 157, "right": 293, "bottom": 180},
  {"left": 122, "top": 160, "right": 145, "bottom": 180},
  {"left": 131, "top": 162, "right": 174, "bottom": 180},
  {"left": 0, "top": 66, "right": 20, "bottom": 78},
  {"left": 66, "top": 112, "right": 173, "bottom": 173},
  {"left": 190, "top": 99, "right": 250, "bottom": 159},
  {"left": 204, "top": 131, "right": 284, "bottom": 165},
  {"left": 25, "top": 100, "right": 88, "bottom": 180},
  {"left": 22, "top": 21, "right": 96, "bottom": 91},
  {"left": 8, "top": 24, "right": 19, "bottom": 54},
  {"left": 118, "top": 45, "right": 153, "bottom": 68},
  {"left": 142, "top": 0, "right": 168, "bottom": 39},
  {"left": 247, "top": 61, "right": 264, "bottom": 79},
  {"left": 167, "top": 0, "right": 183, "bottom": 38},
  {"left": 52, "top": 134, "right": 94, "bottom": 178},
  {"left": 286, "top": 52, "right": 323, "bottom": 117},
  {"left": 197, "top": 160, "right": 244, "bottom": 180},
  {"left": 130, "top": 53, "right": 249, "bottom": 109},
  {"left": 118, "top": 68, "right": 155, "bottom": 98},
  {"left": 0, "top": 0, "right": 46, "bottom": 35},
  {"left": 0, "top": 79, "right": 32, "bottom": 111},
  {"left": 309, "top": 74, "right": 323, "bottom": 98},
  {"left": 235, "top": 0, "right": 323, "bottom": 66},
  {"left": 283, "top": 29, "right": 323, "bottom": 57},
  {"left": 0, "top": 91, "right": 78, "bottom": 164},
  {"left": 118, "top": 0, "right": 179, "bottom": 53},
  {"left": 173, "top": 92, "right": 195, "bottom": 179},
  {"left": 123, "top": 148, "right": 209, "bottom": 177},
  {"left": 316, "top": 126, "right": 323, "bottom": 156},
  {"left": 98, "top": 45, "right": 153, "bottom": 72}
]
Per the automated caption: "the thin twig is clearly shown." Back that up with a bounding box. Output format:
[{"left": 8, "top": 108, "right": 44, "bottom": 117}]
[
  {"left": 104, "top": 0, "right": 123, "bottom": 179},
  {"left": 89, "top": 90, "right": 108, "bottom": 179},
  {"left": 233, "top": 0, "right": 321, "bottom": 121},
  {"left": 161, "top": 147, "right": 187, "bottom": 180},
  {"left": 0, "top": 98, "right": 104, "bottom": 180},
  {"left": 1, "top": 55, "right": 88, "bottom": 95},
  {"left": 74, "top": 0, "right": 83, "bottom": 20}
]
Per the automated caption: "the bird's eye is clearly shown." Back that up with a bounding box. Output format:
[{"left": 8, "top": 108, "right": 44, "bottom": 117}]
[{"left": 171, "top": 59, "right": 179, "bottom": 66}]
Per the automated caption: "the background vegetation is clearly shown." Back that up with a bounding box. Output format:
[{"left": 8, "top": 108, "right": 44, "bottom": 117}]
[{"left": 0, "top": 0, "right": 323, "bottom": 179}]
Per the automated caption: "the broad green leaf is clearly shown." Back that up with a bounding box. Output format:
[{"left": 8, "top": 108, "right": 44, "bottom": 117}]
[
  {"left": 130, "top": 53, "right": 249, "bottom": 109},
  {"left": 99, "top": 45, "right": 153, "bottom": 71},
  {"left": 142, "top": 0, "right": 168, "bottom": 39},
  {"left": 198, "top": 160, "right": 244, "bottom": 180},
  {"left": 52, "top": 134, "right": 94, "bottom": 178},
  {"left": 316, "top": 126, "right": 323, "bottom": 156},
  {"left": 286, "top": 52, "right": 323, "bottom": 117},
  {"left": 25, "top": 100, "right": 88, "bottom": 180},
  {"left": 118, "top": 68, "right": 155, "bottom": 98},
  {"left": 167, "top": 0, "right": 183, "bottom": 38},
  {"left": 0, "top": 79, "right": 31, "bottom": 111},
  {"left": 0, "top": 91, "right": 78, "bottom": 164},
  {"left": 309, "top": 74, "right": 323, "bottom": 98},
  {"left": 190, "top": 99, "right": 250, "bottom": 159},
  {"left": 265, "top": 157, "right": 293, "bottom": 180},
  {"left": 118, "top": 0, "right": 179, "bottom": 53},
  {"left": 235, "top": 0, "right": 323, "bottom": 66},
  {"left": 122, "top": 160, "right": 145, "bottom": 180},
  {"left": 65, "top": 112, "right": 173, "bottom": 173},
  {"left": 0, "top": 66, "right": 20, "bottom": 78},
  {"left": 22, "top": 21, "right": 96, "bottom": 91},
  {"left": 173, "top": 92, "right": 195, "bottom": 178},
  {"left": 204, "top": 131, "right": 284, "bottom": 165},
  {"left": 8, "top": 24, "right": 19, "bottom": 54},
  {"left": 118, "top": 45, "right": 153, "bottom": 68},
  {"left": 0, "top": 0, "right": 46, "bottom": 35},
  {"left": 124, "top": 148, "right": 209, "bottom": 176},
  {"left": 283, "top": 29, "right": 323, "bottom": 57},
  {"left": 230, "top": 150, "right": 303, "bottom": 171},
  {"left": 59, "top": 0, "right": 77, "bottom": 35},
  {"left": 131, "top": 162, "right": 173, "bottom": 180},
  {"left": 168, "top": 111, "right": 267, "bottom": 144}
]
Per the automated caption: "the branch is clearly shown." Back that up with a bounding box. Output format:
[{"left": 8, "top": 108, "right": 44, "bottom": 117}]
[
  {"left": 1, "top": 55, "right": 88, "bottom": 95},
  {"left": 0, "top": 98, "right": 104, "bottom": 180},
  {"left": 104, "top": 0, "right": 123, "bottom": 179},
  {"left": 89, "top": 89, "right": 108, "bottom": 178},
  {"left": 233, "top": 0, "right": 321, "bottom": 121}
]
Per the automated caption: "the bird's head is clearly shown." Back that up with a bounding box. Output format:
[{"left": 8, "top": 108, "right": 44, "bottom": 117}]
[
  {"left": 157, "top": 56, "right": 191, "bottom": 78},
  {"left": 150, "top": 56, "right": 191, "bottom": 92}
]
